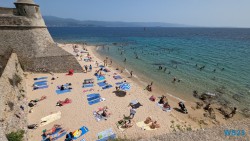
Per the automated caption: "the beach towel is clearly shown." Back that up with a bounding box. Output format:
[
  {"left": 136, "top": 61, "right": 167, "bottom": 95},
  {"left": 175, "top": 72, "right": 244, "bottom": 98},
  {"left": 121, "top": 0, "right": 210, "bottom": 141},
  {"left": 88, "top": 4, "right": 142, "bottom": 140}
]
[
  {"left": 113, "top": 75, "right": 122, "bottom": 80},
  {"left": 136, "top": 121, "right": 156, "bottom": 131},
  {"left": 97, "top": 128, "right": 116, "bottom": 141},
  {"left": 88, "top": 98, "right": 105, "bottom": 105},
  {"left": 97, "top": 81, "right": 107, "bottom": 87},
  {"left": 130, "top": 100, "right": 143, "bottom": 109},
  {"left": 40, "top": 111, "right": 61, "bottom": 127},
  {"left": 69, "top": 126, "right": 89, "bottom": 140},
  {"left": 34, "top": 80, "right": 47, "bottom": 85},
  {"left": 102, "top": 85, "right": 113, "bottom": 90},
  {"left": 56, "top": 89, "right": 71, "bottom": 94},
  {"left": 34, "top": 77, "right": 48, "bottom": 81},
  {"left": 83, "top": 83, "right": 94, "bottom": 88},
  {"left": 93, "top": 111, "right": 106, "bottom": 122},
  {"left": 33, "top": 85, "right": 48, "bottom": 90},
  {"left": 156, "top": 103, "right": 172, "bottom": 112},
  {"left": 51, "top": 130, "right": 67, "bottom": 141}
]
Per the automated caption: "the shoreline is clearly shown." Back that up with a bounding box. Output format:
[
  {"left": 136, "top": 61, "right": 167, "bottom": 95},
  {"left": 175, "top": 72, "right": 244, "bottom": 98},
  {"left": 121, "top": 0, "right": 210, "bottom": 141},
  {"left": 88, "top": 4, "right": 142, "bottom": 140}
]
[{"left": 26, "top": 43, "right": 246, "bottom": 141}]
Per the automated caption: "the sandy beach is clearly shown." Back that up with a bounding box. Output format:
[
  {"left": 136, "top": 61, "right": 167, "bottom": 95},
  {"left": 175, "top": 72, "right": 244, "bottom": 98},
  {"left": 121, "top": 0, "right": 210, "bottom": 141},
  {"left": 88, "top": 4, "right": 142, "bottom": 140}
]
[{"left": 26, "top": 43, "right": 243, "bottom": 141}]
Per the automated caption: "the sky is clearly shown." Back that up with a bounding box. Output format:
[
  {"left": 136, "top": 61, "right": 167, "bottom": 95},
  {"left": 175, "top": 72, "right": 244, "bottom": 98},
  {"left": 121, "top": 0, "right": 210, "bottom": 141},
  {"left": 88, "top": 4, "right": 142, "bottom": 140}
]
[{"left": 2, "top": 0, "right": 250, "bottom": 27}]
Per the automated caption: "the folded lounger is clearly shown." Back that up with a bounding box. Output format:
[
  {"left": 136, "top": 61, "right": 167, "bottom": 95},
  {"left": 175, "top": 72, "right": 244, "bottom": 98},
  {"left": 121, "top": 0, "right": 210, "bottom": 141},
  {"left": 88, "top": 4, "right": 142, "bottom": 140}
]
[{"left": 83, "top": 83, "right": 94, "bottom": 88}]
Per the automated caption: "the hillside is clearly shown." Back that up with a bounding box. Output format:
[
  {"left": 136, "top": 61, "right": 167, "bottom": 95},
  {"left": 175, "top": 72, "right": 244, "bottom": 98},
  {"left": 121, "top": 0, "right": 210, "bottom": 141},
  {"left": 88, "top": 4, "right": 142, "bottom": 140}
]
[{"left": 43, "top": 16, "right": 188, "bottom": 27}]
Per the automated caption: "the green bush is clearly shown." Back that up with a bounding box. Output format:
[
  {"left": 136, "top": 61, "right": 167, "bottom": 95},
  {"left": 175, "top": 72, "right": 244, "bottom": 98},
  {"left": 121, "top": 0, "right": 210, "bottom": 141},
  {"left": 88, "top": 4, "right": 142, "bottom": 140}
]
[{"left": 6, "top": 130, "right": 25, "bottom": 141}]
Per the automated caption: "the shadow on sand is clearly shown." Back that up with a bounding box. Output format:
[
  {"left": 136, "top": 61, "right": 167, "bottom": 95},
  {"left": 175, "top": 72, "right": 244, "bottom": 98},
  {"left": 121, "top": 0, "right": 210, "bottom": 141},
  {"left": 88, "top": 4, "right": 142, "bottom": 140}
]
[
  {"left": 113, "top": 91, "right": 126, "bottom": 97},
  {"left": 173, "top": 107, "right": 185, "bottom": 114}
]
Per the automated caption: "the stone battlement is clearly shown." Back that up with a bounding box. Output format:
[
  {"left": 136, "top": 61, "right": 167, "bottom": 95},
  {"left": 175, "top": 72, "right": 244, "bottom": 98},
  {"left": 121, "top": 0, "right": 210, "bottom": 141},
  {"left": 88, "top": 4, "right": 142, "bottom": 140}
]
[{"left": 0, "top": 0, "right": 83, "bottom": 73}]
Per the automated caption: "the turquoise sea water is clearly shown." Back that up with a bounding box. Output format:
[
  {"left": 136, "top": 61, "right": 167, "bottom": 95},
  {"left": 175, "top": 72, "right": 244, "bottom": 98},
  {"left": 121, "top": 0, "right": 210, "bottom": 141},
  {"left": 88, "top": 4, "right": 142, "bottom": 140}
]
[{"left": 48, "top": 27, "right": 250, "bottom": 112}]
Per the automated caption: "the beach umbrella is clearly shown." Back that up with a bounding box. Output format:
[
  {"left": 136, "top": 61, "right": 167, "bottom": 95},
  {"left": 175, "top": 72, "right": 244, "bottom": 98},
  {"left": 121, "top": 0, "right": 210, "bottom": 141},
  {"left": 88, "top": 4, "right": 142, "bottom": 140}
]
[{"left": 120, "top": 83, "right": 131, "bottom": 91}]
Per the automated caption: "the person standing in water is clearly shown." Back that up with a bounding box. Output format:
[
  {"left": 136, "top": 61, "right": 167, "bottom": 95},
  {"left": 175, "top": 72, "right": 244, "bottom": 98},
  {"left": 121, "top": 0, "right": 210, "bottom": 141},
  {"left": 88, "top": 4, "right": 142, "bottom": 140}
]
[
  {"left": 130, "top": 71, "right": 133, "bottom": 78},
  {"left": 164, "top": 67, "right": 167, "bottom": 72},
  {"left": 124, "top": 58, "right": 127, "bottom": 62},
  {"left": 110, "top": 59, "right": 112, "bottom": 65}
]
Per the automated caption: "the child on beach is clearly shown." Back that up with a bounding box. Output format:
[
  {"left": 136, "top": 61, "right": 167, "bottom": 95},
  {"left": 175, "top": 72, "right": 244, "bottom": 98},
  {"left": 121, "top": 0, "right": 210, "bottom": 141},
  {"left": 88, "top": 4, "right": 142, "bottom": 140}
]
[
  {"left": 129, "top": 107, "right": 136, "bottom": 119},
  {"left": 89, "top": 65, "right": 92, "bottom": 71}
]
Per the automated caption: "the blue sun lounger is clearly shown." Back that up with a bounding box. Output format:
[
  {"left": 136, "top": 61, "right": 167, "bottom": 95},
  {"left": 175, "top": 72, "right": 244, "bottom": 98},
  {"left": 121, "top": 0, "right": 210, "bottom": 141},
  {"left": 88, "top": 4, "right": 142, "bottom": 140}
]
[
  {"left": 102, "top": 85, "right": 112, "bottom": 90},
  {"left": 115, "top": 82, "right": 123, "bottom": 85},
  {"left": 113, "top": 75, "right": 122, "bottom": 79},
  {"left": 34, "top": 80, "right": 47, "bottom": 85},
  {"left": 56, "top": 89, "right": 71, "bottom": 94},
  {"left": 88, "top": 98, "right": 103, "bottom": 105},
  {"left": 83, "top": 83, "right": 94, "bottom": 88},
  {"left": 33, "top": 85, "right": 48, "bottom": 90},
  {"left": 87, "top": 93, "right": 100, "bottom": 101},
  {"left": 34, "top": 77, "right": 48, "bottom": 81},
  {"left": 97, "top": 81, "right": 106, "bottom": 87}
]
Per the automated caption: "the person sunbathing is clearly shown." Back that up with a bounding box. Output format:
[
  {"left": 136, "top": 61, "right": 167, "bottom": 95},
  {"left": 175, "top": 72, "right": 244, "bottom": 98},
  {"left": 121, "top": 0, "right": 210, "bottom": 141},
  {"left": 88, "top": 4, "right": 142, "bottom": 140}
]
[
  {"left": 43, "top": 124, "right": 61, "bottom": 136},
  {"left": 158, "top": 95, "right": 166, "bottom": 104},
  {"left": 144, "top": 117, "right": 153, "bottom": 124},
  {"left": 150, "top": 121, "right": 160, "bottom": 129},
  {"left": 122, "top": 120, "right": 133, "bottom": 128},
  {"left": 60, "top": 85, "right": 65, "bottom": 90},
  {"left": 44, "top": 129, "right": 66, "bottom": 141},
  {"left": 56, "top": 98, "right": 71, "bottom": 106}
]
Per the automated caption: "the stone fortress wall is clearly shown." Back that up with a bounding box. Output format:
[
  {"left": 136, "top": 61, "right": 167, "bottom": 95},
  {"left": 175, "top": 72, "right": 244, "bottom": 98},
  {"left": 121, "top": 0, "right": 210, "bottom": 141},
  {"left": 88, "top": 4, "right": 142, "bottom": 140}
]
[
  {"left": 0, "top": 0, "right": 83, "bottom": 73},
  {"left": 0, "top": 53, "right": 28, "bottom": 141}
]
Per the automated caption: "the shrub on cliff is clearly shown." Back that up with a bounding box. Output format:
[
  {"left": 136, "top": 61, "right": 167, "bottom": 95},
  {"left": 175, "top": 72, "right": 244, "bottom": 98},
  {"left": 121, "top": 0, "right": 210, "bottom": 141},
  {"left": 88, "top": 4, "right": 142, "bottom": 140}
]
[
  {"left": 8, "top": 74, "right": 22, "bottom": 87},
  {"left": 6, "top": 130, "right": 24, "bottom": 141}
]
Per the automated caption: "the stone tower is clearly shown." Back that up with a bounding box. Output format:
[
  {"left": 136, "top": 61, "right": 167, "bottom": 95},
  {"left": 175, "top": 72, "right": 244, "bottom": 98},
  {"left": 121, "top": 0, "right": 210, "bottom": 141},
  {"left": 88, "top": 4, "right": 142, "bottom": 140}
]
[{"left": 0, "top": 0, "right": 83, "bottom": 73}]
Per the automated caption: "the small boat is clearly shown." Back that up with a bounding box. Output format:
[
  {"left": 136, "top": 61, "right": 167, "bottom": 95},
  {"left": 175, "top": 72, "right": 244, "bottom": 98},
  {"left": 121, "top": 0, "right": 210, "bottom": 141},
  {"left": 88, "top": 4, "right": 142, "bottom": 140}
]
[{"left": 205, "top": 92, "right": 216, "bottom": 96}]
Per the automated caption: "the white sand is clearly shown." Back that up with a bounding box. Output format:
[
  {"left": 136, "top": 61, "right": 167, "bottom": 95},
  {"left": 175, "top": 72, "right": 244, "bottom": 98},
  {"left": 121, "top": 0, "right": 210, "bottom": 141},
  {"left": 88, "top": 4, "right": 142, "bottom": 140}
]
[{"left": 26, "top": 43, "right": 242, "bottom": 141}]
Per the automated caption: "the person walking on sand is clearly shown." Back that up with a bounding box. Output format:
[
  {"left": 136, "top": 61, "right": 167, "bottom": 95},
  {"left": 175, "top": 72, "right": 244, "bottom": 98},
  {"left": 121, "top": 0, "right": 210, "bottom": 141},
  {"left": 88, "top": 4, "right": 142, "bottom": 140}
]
[
  {"left": 130, "top": 71, "right": 133, "bottom": 78},
  {"left": 84, "top": 65, "right": 88, "bottom": 73},
  {"left": 89, "top": 65, "right": 92, "bottom": 72},
  {"left": 96, "top": 61, "right": 99, "bottom": 67}
]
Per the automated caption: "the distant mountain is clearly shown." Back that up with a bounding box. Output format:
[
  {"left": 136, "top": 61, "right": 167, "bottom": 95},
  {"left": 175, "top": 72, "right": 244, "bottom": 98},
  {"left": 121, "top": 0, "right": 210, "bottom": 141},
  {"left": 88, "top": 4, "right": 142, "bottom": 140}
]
[{"left": 43, "top": 16, "right": 189, "bottom": 27}]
